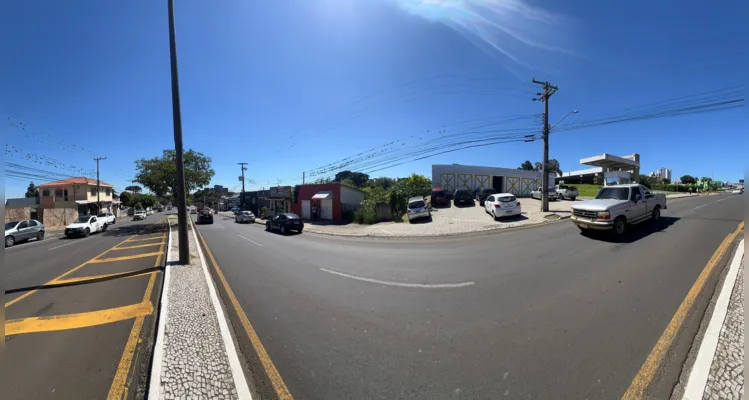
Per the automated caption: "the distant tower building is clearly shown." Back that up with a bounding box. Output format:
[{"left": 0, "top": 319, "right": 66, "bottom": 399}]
[
  {"left": 214, "top": 184, "right": 224, "bottom": 193},
  {"left": 657, "top": 168, "right": 672, "bottom": 181}
]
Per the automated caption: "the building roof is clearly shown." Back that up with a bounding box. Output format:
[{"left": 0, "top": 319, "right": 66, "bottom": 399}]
[
  {"left": 5, "top": 197, "right": 40, "bottom": 207},
  {"left": 38, "top": 177, "right": 114, "bottom": 188},
  {"left": 580, "top": 154, "right": 639, "bottom": 169}
]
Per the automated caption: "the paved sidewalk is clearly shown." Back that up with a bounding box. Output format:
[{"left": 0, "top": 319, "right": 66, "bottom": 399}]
[
  {"left": 148, "top": 217, "right": 251, "bottom": 399},
  {"left": 678, "top": 241, "right": 744, "bottom": 400}
]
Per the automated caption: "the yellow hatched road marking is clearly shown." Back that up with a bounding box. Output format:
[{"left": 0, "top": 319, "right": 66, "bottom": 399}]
[
  {"left": 113, "top": 242, "right": 164, "bottom": 251},
  {"left": 196, "top": 228, "right": 294, "bottom": 400},
  {"left": 621, "top": 221, "right": 743, "bottom": 399},
  {"left": 54, "top": 270, "right": 157, "bottom": 286},
  {"left": 5, "top": 301, "right": 153, "bottom": 336},
  {"left": 88, "top": 252, "right": 163, "bottom": 264},
  {"left": 125, "top": 236, "right": 166, "bottom": 243}
]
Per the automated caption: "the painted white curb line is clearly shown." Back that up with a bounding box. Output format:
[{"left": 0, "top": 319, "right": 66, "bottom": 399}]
[
  {"left": 191, "top": 219, "right": 253, "bottom": 400},
  {"left": 147, "top": 218, "right": 174, "bottom": 399},
  {"left": 681, "top": 239, "right": 744, "bottom": 400}
]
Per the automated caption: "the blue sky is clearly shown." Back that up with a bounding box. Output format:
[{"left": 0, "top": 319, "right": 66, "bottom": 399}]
[{"left": 2, "top": 0, "right": 746, "bottom": 198}]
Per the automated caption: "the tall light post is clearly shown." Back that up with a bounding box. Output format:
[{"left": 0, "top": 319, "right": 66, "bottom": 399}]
[
  {"left": 550, "top": 110, "right": 579, "bottom": 132},
  {"left": 168, "top": 0, "right": 190, "bottom": 264}
]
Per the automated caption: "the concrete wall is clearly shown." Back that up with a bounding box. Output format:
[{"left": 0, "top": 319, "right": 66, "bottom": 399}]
[
  {"left": 39, "top": 208, "right": 79, "bottom": 229},
  {"left": 5, "top": 207, "right": 31, "bottom": 223},
  {"left": 340, "top": 186, "right": 365, "bottom": 207},
  {"left": 432, "top": 164, "right": 555, "bottom": 197}
]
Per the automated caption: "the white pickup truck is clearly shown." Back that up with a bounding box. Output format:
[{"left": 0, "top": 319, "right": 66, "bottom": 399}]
[
  {"left": 97, "top": 212, "right": 116, "bottom": 225},
  {"left": 65, "top": 215, "right": 108, "bottom": 238},
  {"left": 570, "top": 184, "right": 667, "bottom": 237}
]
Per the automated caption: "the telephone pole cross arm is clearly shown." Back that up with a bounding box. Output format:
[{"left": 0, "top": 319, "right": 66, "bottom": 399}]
[{"left": 532, "top": 78, "right": 558, "bottom": 213}]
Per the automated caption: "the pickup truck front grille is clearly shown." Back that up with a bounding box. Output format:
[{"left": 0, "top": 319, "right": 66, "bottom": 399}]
[{"left": 573, "top": 209, "right": 597, "bottom": 219}]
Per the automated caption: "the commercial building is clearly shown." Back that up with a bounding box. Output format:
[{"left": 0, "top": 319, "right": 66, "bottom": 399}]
[
  {"left": 556, "top": 153, "right": 640, "bottom": 186},
  {"left": 432, "top": 164, "right": 556, "bottom": 197},
  {"left": 38, "top": 177, "right": 118, "bottom": 215},
  {"left": 658, "top": 167, "right": 672, "bottom": 181},
  {"left": 290, "top": 183, "right": 366, "bottom": 221}
]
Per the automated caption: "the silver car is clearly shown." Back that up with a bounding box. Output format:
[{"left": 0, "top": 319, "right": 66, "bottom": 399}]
[
  {"left": 407, "top": 196, "right": 431, "bottom": 222},
  {"left": 235, "top": 211, "right": 256, "bottom": 223},
  {"left": 5, "top": 219, "right": 45, "bottom": 247},
  {"left": 530, "top": 187, "right": 559, "bottom": 201}
]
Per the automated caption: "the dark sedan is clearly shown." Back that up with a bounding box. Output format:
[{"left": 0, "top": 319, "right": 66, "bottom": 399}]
[
  {"left": 475, "top": 188, "right": 497, "bottom": 206},
  {"left": 197, "top": 209, "right": 214, "bottom": 224},
  {"left": 266, "top": 213, "right": 304, "bottom": 235},
  {"left": 453, "top": 189, "right": 474, "bottom": 206}
]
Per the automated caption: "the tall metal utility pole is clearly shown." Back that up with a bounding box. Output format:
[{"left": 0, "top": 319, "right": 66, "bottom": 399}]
[
  {"left": 94, "top": 157, "right": 107, "bottom": 213},
  {"left": 302, "top": 172, "right": 305, "bottom": 185},
  {"left": 238, "top": 163, "right": 248, "bottom": 210},
  {"left": 532, "top": 78, "right": 558, "bottom": 212},
  {"left": 168, "top": 0, "right": 189, "bottom": 264}
]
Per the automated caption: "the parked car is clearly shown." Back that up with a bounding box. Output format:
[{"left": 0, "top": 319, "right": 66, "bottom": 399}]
[
  {"left": 197, "top": 209, "right": 214, "bottom": 224},
  {"left": 133, "top": 210, "right": 147, "bottom": 221},
  {"left": 190, "top": 207, "right": 198, "bottom": 214},
  {"left": 431, "top": 187, "right": 449, "bottom": 206},
  {"left": 65, "top": 215, "right": 106, "bottom": 238},
  {"left": 475, "top": 188, "right": 497, "bottom": 206},
  {"left": 230, "top": 207, "right": 240, "bottom": 215},
  {"left": 484, "top": 193, "right": 522, "bottom": 220},
  {"left": 5, "top": 220, "right": 45, "bottom": 247},
  {"left": 732, "top": 188, "right": 743, "bottom": 194},
  {"left": 556, "top": 185, "right": 579, "bottom": 201},
  {"left": 266, "top": 213, "right": 304, "bottom": 235},
  {"left": 97, "top": 212, "right": 116, "bottom": 225},
  {"left": 570, "top": 184, "right": 667, "bottom": 237},
  {"left": 235, "top": 211, "right": 256, "bottom": 223},
  {"left": 146, "top": 208, "right": 154, "bottom": 216},
  {"left": 406, "top": 196, "right": 431, "bottom": 222},
  {"left": 530, "top": 187, "right": 559, "bottom": 201},
  {"left": 167, "top": 206, "right": 173, "bottom": 210},
  {"left": 453, "top": 189, "right": 473, "bottom": 206}
]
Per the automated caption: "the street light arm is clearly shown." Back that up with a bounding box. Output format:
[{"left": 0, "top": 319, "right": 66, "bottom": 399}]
[{"left": 549, "top": 110, "right": 579, "bottom": 131}]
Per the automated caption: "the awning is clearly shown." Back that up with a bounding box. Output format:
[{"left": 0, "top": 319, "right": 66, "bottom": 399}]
[
  {"left": 75, "top": 200, "right": 89, "bottom": 205},
  {"left": 311, "top": 191, "right": 333, "bottom": 200}
]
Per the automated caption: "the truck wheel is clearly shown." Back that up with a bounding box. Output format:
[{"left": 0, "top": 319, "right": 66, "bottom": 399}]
[
  {"left": 570, "top": 197, "right": 576, "bottom": 201},
  {"left": 612, "top": 217, "right": 627, "bottom": 237},
  {"left": 651, "top": 206, "right": 661, "bottom": 223}
]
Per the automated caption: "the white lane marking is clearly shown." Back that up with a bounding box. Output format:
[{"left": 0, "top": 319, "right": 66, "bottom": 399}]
[
  {"left": 716, "top": 196, "right": 737, "bottom": 203},
  {"left": 49, "top": 239, "right": 87, "bottom": 250},
  {"left": 681, "top": 239, "right": 744, "bottom": 400},
  {"left": 319, "top": 268, "right": 474, "bottom": 288},
  {"left": 693, "top": 203, "right": 709, "bottom": 210},
  {"left": 238, "top": 234, "right": 264, "bottom": 247}
]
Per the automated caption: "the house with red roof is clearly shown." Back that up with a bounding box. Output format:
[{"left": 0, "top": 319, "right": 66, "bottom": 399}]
[{"left": 38, "top": 177, "right": 117, "bottom": 216}]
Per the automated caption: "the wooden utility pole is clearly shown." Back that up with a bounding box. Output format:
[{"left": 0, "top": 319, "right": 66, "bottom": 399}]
[
  {"left": 532, "top": 78, "right": 558, "bottom": 212},
  {"left": 94, "top": 156, "right": 107, "bottom": 213},
  {"left": 238, "top": 162, "right": 248, "bottom": 210}
]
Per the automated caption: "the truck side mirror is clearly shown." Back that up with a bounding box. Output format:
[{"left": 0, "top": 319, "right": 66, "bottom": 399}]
[{"left": 634, "top": 194, "right": 641, "bottom": 202}]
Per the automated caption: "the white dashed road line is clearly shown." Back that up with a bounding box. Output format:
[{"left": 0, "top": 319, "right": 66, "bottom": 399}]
[
  {"left": 49, "top": 239, "right": 88, "bottom": 250},
  {"left": 319, "top": 267, "right": 475, "bottom": 288},
  {"left": 237, "top": 234, "right": 264, "bottom": 247}
]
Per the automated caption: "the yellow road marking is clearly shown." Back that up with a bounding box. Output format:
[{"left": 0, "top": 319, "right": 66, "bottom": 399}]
[
  {"left": 107, "top": 236, "right": 164, "bottom": 400},
  {"left": 54, "top": 270, "right": 157, "bottom": 286},
  {"left": 621, "top": 221, "right": 744, "bottom": 399},
  {"left": 113, "top": 242, "right": 164, "bottom": 251},
  {"left": 196, "top": 228, "right": 294, "bottom": 400},
  {"left": 88, "top": 252, "right": 163, "bottom": 264},
  {"left": 5, "top": 301, "right": 153, "bottom": 336},
  {"left": 125, "top": 236, "right": 166, "bottom": 243}
]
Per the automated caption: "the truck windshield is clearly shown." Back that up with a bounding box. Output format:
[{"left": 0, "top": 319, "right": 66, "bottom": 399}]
[{"left": 595, "top": 187, "right": 630, "bottom": 200}]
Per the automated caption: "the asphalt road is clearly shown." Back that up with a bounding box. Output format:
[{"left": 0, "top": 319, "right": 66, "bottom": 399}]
[
  {"left": 196, "top": 193, "right": 743, "bottom": 400},
  {"left": 4, "top": 214, "right": 167, "bottom": 400}
]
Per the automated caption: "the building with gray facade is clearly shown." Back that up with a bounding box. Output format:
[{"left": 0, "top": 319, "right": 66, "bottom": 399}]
[{"left": 431, "top": 164, "right": 556, "bottom": 197}]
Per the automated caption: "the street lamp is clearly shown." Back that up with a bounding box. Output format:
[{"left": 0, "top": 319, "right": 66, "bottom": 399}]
[{"left": 549, "top": 110, "right": 579, "bottom": 132}]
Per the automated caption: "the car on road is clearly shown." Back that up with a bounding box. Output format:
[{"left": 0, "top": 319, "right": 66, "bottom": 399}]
[
  {"left": 190, "top": 207, "right": 198, "bottom": 214},
  {"left": 475, "top": 188, "right": 497, "bottom": 206},
  {"left": 406, "top": 196, "right": 431, "bottom": 222},
  {"left": 133, "top": 210, "right": 147, "bottom": 221},
  {"left": 556, "top": 185, "right": 579, "bottom": 201},
  {"left": 146, "top": 208, "right": 154, "bottom": 216},
  {"left": 530, "top": 187, "right": 559, "bottom": 201},
  {"left": 570, "top": 184, "right": 667, "bottom": 237},
  {"left": 430, "top": 187, "right": 449, "bottom": 207},
  {"left": 484, "top": 193, "right": 522, "bottom": 220},
  {"left": 5, "top": 219, "right": 45, "bottom": 247},
  {"left": 266, "top": 213, "right": 304, "bottom": 235},
  {"left": 453, "top": 189, "right": 473, "bottom": 206},
  {"left": 732, "top": 188, "right": 743, "bottom": 194},
  {"left": 65, "top": 215, "right": 107, "bottom": 238},
  {"left": 235, "top": 211, "right": 256, "bottom": 223},
  {"left": 197, "top": 209, "right": 214, "bottom": 224},
  {"left": 97, "top": 212, "right": 116, "bottom": 225},
  {"left": 167, "top": 206, "right": 173, "bottom": 210},
  {"left": 231, "top": 207, "right": 240, "bottom": 215}
]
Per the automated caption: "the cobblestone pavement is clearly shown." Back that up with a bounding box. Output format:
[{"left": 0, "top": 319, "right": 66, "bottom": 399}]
[
  {"left": 702, "top": 261, "right": 744, "bottom": 400},
  {"left": 152, "top": 221, "right": 239, "bottom": 400}
]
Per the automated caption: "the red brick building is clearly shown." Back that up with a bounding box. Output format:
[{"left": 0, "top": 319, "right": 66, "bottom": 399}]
[{"left": 291, "top": 183, "right": 365, "bottom": 221}]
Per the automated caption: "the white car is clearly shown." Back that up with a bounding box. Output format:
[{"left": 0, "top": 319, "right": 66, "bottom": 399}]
[
  {"left": 484, "top": 193, "right": 522, "bottom": 220},
  {"left": 65, "top": 215, "right": 107, "bottom": 238},
  {"left": 146, "top": 209, "right": 154, "bottom": 216},
  {"left": 133, "top": 210, "right": 147, "bottom": 221},
  {"left": 732, "top": 189, "right": 743, "bottom": 194},
  {"left": 235, "top": 211, "right": 256, "bottom": 223},
  {"left": 530, "top": 187, "right": 559, "bottom": 201},
  {"left": 97, "top": 212, "right": 116, "bottom": 225},
  {"left": 406, "top": 196, "right": 431, "bottom": 222}
]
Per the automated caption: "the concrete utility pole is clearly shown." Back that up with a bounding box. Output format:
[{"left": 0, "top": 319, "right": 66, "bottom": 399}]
[
  {"left": 302, "top": 171, "right": 305, "bottom": 185},
  {"left": 532, "top": 78, "right": 558, "bottom": 212},
  {"left": 168, "top": 0, "right": 190, "bottom": 264},
  {"left": 238, "top": 163, "right": 248, "bottom": 210},
  {"left": 94, "top": 157, "right": 107, "bottom": 213}
]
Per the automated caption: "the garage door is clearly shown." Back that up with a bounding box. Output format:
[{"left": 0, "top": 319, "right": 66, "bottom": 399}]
[
  {"left": 320, "top": 199, "right": 333, "bottom": 220},
  {"left": 301, "top": 200, "right": 310, "bottom": 219},
  {"left": 457, "top": 174, "right": 473, "bottom": 191},
  {"left": 474, "top": 174, "right": 490, "bottom": 190},
  {"left": 440, "top": 173, "right": 455, "bottom": 192}
]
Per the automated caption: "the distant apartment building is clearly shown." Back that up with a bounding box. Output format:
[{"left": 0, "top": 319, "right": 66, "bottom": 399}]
[{"left": 657, "top": 167, "right": 672, "bottom": 181}]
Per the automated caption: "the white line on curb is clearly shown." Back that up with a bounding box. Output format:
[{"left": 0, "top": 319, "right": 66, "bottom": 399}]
[
  {"left": 237, "top": 234, "right": 264, "bottom": 247},
  {"left": 319, "top": 267, "right": 475, "bottom": 288},
  {"left": 192, "top": 221, "right": 253, "bottom": 399},
  {"left": 681, "top": 239, "right": 744, "bottom": 400},
  {"left": 148, "top": 219, "right": 173, "bottom": 399}
]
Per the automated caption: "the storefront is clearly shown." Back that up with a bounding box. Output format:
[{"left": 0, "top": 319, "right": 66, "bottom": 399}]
[
  {"left": 266, "top": 186, "right": 292, "bottom": 218},
  {"left": 290, "top": 183, "right": 365, "bottom": 221}
]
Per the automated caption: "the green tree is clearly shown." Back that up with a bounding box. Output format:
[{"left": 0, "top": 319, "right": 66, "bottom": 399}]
[
  {"left": 518, "top": 160, "right": 534, "bottom": 171},
  {"left": 593, "top": 174, "right": 604, "bottom": 185},
  {"left": 125, "top": 185, "right": 142, "bottom": 193},
  {"left": 25, "top": 182, "right": 39, "bottom": 198},
  {"left": 134, "top": 149, "right": 215, "bottom": 201},
  {"left": 533, "top": 159, "right": 562, "bottom": 175},
  {"left": 334, "top": 170, "right": 370, "bottom": 187},
  {"left": 366, "top": 177, "right": 396, "bottom": 190},
  {"left": 680, "top": 175, "right": 697, "bottom": 184},
  {"left": 140, "top": 194, "right": 157, "bottom": 209},
  {"left": 120, "top": 191, "right": 133, "bottom": 207}
]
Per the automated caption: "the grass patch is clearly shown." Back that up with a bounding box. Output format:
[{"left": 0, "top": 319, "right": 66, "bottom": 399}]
[{"left": 575, "top": 184, "right": 602, "bottom": 197}]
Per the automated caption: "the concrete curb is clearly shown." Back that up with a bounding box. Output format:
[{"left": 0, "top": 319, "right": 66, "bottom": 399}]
[
  {"left": 147, "top": 218, "right": 174, "bottom": 399},
  {"left": 681, "top": 239, "right": 745, "bottom": 400}
]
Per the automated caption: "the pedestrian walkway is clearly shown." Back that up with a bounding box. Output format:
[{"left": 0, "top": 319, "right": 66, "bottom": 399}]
[{"left": 679, "top": 240, "right": 744, "bottom": 400}]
